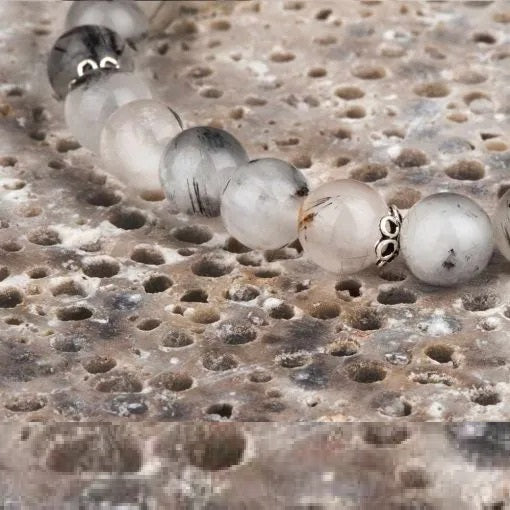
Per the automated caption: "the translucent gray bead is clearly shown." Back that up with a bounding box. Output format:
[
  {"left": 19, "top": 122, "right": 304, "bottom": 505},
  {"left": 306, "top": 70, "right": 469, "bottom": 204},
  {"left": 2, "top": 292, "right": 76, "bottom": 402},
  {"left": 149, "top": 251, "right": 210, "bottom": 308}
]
[
  {"left": 48, "top": 25, "right": 134, "bottom": 99},
  {"left": 298, "top": 179, "right": 388, "bottom": 274},
  {"left": 159, "top": 127, "right": 248, "bottom": 217},
  {"left": 100, "top": 99, "right": 183, "bottom": 196},
  {"left": 221, "top": 158, "right": 309, "bottom": 250},
  {"left": 493, "top": 188, "right": 510, "bottom": 262},
  {"left": 66, "top": 0, "right": 149, "bottom": 43},
  {"left": 64, "top": 69, "right": 152, "bottom": 153},
  {"left": 400, "top": 193, "right": 494, "bottom": 286}
]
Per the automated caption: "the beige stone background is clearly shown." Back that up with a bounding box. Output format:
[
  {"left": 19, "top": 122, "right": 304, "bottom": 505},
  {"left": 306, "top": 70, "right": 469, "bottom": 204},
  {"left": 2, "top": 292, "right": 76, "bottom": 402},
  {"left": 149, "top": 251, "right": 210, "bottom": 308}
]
[{"left": 0, "top": 0, "right": 510, "bottom": 506}]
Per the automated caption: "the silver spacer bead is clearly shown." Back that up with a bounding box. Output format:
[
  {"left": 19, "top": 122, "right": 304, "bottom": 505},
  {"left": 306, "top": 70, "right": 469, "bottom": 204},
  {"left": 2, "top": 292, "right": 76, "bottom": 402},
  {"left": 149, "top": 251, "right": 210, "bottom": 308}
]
[{"left": 375, "top": 204, "right": 402, "bottom": 267}]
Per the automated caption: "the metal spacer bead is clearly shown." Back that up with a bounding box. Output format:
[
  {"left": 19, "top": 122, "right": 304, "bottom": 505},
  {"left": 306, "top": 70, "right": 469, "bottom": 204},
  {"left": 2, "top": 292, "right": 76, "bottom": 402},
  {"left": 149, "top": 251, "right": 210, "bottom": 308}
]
[{"left": 375, "top": 204, "right": 403, "bottom": 267}]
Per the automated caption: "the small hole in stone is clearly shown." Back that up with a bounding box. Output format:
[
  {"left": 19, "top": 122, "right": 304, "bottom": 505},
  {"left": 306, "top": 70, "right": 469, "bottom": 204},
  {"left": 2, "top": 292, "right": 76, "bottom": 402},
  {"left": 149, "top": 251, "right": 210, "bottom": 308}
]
[
  {"left": 486, "top": 140, "right": 508, "bottom": 152},
  {"left": 191, "top": 307, "right": 220, "bottom": 324},
  {"left": 50, "top": 279, "right": 87, "bottom": 297},
  {"left": 308, "top": 67, "right": 327, "bottom": 78},
  {"left": 0, "top": 266, "right": 9, "bottom": 281},
  {"left": 56, "top": 306, "right": 92, "bottom": 321},
  {"left": 0, "top": 156, "right": 17, "bottom": 167},
  {"left": 329, "top": 339, "right": 360, "bottom": 357},
  {"left": 1, "top": 240, "right": 22, "bottom": 252},
  {"left": 17, "top": 205, "right": 42, "bottom": 218},
  {"left": 140, "top": 189, "right": 165, "bottom": 201},
  {"left": 471, "top": 389, "right": 501, "bottom": 406},
  {"left": 237, "top": 253, "right": 262, "bottom": 267},
  {"left": 51, "top": 336, "right": 82, "bottom": 352},
  {"left": 351, "top": 64, "right": 386, "bottom": 79},
  {"left": 3, "top": 180, "right": 25, "bottom": 191},
  {"left": 345, "top": 105, "right": 366, "bottom": 119},
  {"left": 254, "top": 268, "right": 281, "bottom": 278},
  {"left": 413, "top": 82, "right": 450, "bottom": 97},
  {"left": 150, "top": 371, "right": 193, "bottom": 392},
  {"left": 5, "top": 394, "right": 46, "bottom": 412},
  {"left": 184, "top": 425, "right": 246, "bottom": 471},
  {"left": 249, "top": 370, "right": 272, "bottom": 383},
  {"left": 379, "top": 268, "right": 407, "bottom": 282},
  {"left": 350, "top": 163, "right": 388, "bottom": 182},
  {"left": 269, "top": 302, "right": 295, "bottom": 320},
  {"left": 137, "top": 318, "right": 162, "bottom": 331},
  {"left": 425, "top": 344, "right": 454, "bottom": 364},
  {"left": 223, "top": 237, "right": 251, "bottom": 253},
  {"left": 473, "top": 32, "right": 496, "bottom": 44},
  {"left": 5, "top": 316, "right": 22, "bottom": 326},
  {"left": 335, "top": 86, "right": 365, "bottom": 100},
  {"left": 219, "top": 321, "right": 257, "bottom": 344},
  {"left": 336, "top": 279, "right": 362, "bottom": 298},
  {"left": 180, "top": 288, "right": 208, "bottom": 303},
  {"left": 131, "top": 245, "right": 165, "bottom": 265},
  {"left": 211, "top": 19, "right": 231, "bottom": 30},
  {"left": 161, "top": 329, "right": 194, "bottom": 348},
  {"left": 310, "top": 302, "right": 340, "bottom": 320},
  {"left": 202, "top": 351, "right": 238, "bottom": 371},
  {"left": 0, "top": 287, "right": 23, "bottom": 308},
  {"left": 172, "top": 224, "right": 213, "bottom": 244},
  {"left": 334, "top": 127, "right": 352, "bottom": 140},
  {"left": 445, "top": 160, "right": 485, "bottom": 180},
  {"left": 192, "top": 256, "right": 233, "bottom": 277},
  {"left": 27, "top": 267, "right": 49, "bottom": 279},
  {"left": 108, "top": 207, "right": 146, "bottom": 230},
  {"left": 270, "top": 51, "right": 295, "bottom": 63},
  {"left": 82, "top": 256, "right": 120, "bottom": 278},
  {"left": 462, "top": 291, "right": 499, "bottom": 312},
  {"left": 387, "top": 188, "right": 421, "bottom": 210},
  {"left": 94, "top": 372, "right": 143, "bottom": 393},
  {"left": 28, "top": 228, "right": 61, "bottom": 246},
  {"left": 206, "top": 403, "right": 233, "bottom": 418},
  {"left": 277, "top": 352, "right": 310, "bottom": 368},
  {"left": 336, "top": 156, "right": 351, "bottom": 167},
  {"left": 377, "top": 288, "right": 417, "bottom": 305},
  {"left": 347, "top": 361, "right": 386, "bottom": 383},
  {"left": 226, "top": 284, "right": 260, "bottom": 302},
  {"left": 82, "top": 355, "right": 116, "bottom": 374},
  {"left": 56, "top": 138, "right": 80, "bottom": 153},
  {"left": 345, "top": 307, "right": 381, "bottom": 330},
  {"left": 394, "top": 148, "right": 428, "bottom": 167},
  {"left": 200, "top": 87, "right": 223, "bottom": 99},
  {"left": 143, "top": 274, "right": 172, "bottom": 294},
  {"left": 363, "top": 424, "right": 410, "bottom": 445},
  {"left": 84, "top": 188, "right": 122, "bottom": 207}
]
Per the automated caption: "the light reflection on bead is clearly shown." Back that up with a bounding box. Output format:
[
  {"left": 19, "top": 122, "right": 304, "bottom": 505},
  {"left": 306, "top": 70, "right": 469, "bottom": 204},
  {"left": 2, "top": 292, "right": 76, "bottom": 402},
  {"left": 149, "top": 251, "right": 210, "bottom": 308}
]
[
  {"left": 400, "top": 193, "right": 494, "bottom": 286},
  {"left": 100, "top": 99, "right": 182, "bottom": 195},
  {"left": 298, "top": 179, "right": 388, "bottom": 275},
  {"left": 65, "top": 69, "right": 152, "bottom": 153},
  {"left": 47, "top": 25, "right": 134, "bottom": 99},
  {"left": 221, "top": 158, "right": 309, "bottom": 250},
  {"left": 493, "top": 188, "right": 510, "bottom": 262},
  {"left": 159, "top": 127, "right": 248, "bottom": 217},
  {"left": 66, "top": 0, "right": 149, "bottom": 43}
]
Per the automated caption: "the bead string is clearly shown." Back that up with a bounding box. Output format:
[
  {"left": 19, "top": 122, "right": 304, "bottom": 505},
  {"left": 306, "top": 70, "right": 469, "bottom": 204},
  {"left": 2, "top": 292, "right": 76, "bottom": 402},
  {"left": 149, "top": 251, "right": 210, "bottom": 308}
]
[{"left": 48, "top": 1, "right": 509, "bottom": 288}]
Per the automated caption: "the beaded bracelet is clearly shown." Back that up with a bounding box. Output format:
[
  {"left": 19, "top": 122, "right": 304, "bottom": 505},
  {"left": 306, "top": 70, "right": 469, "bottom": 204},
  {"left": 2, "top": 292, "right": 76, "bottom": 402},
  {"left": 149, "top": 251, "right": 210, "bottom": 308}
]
[{"left": 47, "top": 0, "right": 510, "bottom": 288}]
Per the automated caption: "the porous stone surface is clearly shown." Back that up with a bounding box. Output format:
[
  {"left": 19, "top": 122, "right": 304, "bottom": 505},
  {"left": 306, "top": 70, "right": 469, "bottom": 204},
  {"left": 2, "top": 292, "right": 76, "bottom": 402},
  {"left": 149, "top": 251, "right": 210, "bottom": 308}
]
[
  {"left": 0, "top": 0, "right": 509, "bottom": 424},
  {"left": 0, "top": 422, "right": 509, "bottom": 508}
]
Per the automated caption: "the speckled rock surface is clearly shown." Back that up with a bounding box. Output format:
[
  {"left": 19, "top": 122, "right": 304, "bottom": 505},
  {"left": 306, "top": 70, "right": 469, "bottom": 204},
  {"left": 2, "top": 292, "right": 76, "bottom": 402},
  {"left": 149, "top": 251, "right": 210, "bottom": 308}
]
[{"left": 0, "top": 0, "right": 510, "bottom": 425}]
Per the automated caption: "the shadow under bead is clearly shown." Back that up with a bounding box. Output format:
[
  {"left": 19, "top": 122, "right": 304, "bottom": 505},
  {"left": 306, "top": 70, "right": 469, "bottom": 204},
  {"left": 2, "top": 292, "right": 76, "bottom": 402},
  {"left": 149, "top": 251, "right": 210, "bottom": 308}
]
[
  {"left": 47, "top": 24, "right": 135, "bottom": 100},
  {"left": 159, "top": 127, "right": 249, "bottom": 218}
]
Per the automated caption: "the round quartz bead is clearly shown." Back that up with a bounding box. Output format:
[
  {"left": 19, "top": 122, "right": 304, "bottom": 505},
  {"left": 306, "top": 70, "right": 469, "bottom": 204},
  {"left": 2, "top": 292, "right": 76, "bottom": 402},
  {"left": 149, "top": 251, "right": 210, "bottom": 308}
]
[
  {"left": 494, "top": 189, "right": 510, "bottom": 262},
  {"left": 400, "top": 193, "right": 494, "bottom": 286},
  {"left": 298, "top": 179, "right": 388, "bottom": 274},
  {"left": 159, "top": 127, "right": 248, "bottom": 217},
  {"left": 65, "top": 69, "right": 152, "bottom": 153},
  {"left": 100, "top": 99, "right": 183, "bottom": 195},
  {"left": 66, "top": 0, "right": 149, "bottom": 43},
  {"left": 221, "top": 158, "right": 309, "bottom": 250},
  {"left": 48, "top": 24, "right": 134, "bottom": 100}
]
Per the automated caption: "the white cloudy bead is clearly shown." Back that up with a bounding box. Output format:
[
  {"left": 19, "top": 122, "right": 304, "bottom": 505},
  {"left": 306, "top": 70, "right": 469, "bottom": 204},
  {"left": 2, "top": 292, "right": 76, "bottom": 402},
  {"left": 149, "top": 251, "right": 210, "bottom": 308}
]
[
  {"left": 400, "top": 193, "right": 493, "bottom": 286},
  {"left": 298, "top": 179, "right": 388, "bottom": 274},
  {"left": 221, "top": 158, "right": 309, "bottom": 250},
  {"left": 100, "top": 99, "right": 182, "bottom": 195},
  {"left": 65, "top": 70, "right": 152, "bottom": 153},
  {"left": 66, "top": 0, "right": 149, "bottom": 42},
  {"left": 493, "top": 189, "right": 510, "bottom": 262},
  {"left": 159, "top": 127, "right": 248, "bottom": 217}
]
